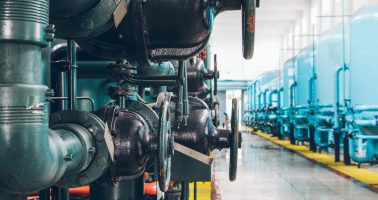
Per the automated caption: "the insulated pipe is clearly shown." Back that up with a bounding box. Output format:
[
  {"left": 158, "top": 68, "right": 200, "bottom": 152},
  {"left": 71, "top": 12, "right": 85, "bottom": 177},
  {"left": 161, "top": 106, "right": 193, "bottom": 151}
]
[{"left": 0, "top": 0, "right": 100, "bottom": 197}]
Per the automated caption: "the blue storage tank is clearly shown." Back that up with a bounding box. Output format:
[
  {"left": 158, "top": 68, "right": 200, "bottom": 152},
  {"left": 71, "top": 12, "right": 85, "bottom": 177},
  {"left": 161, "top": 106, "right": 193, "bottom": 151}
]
[
  {"left": 295, "top": 46, "right": 316, "bottom": 107},
  {"left": 258, "top": 70, "right": 279, "bottom": 107},
  {"left": 316, "top": 25, "right": 349, "bottom": 107},
  {"left": 282, "top": 58, "right": 296, "bottom": 108},
  {"left": 350, "top": 5, "right": 378, "bottom": 106},
  {"left": 348, "top": 4, "right": 378, "bottom": 164},
  {"left": 260, "top": 70, "right": 279, "bottom": 91}
]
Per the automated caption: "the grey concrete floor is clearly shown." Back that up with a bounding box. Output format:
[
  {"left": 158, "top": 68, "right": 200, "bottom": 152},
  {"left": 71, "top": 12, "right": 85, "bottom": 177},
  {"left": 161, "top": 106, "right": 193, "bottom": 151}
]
[{"left": 213, "top": 131, "right": 378, "bottom": 200}]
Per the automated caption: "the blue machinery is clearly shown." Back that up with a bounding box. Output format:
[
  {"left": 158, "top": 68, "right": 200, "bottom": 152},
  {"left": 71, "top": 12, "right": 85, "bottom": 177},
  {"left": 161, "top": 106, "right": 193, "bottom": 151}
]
[
  {"left": 246, "top": 3, "right": 378, "bottom": 167},
  {"left": 0, "top": 0, "right": 260, "bottom": 200}
]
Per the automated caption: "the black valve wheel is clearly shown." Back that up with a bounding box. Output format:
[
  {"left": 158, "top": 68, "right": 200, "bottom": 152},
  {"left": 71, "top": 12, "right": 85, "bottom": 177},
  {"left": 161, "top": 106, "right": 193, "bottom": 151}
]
[
  {"left": 158, "top": 98, "right": 174, "bottom": 192},
  {"left": 212, "top": 101, "right": 220, "bottom": 127},
  {"left": 242, "top": 0, "right": 256, "bottom": 59},
  {"left": 213, "top": 54, "right": 219, "bottom": 96},
  {"left": 229, "top": 98, "right": 239, "bottom": 181}
]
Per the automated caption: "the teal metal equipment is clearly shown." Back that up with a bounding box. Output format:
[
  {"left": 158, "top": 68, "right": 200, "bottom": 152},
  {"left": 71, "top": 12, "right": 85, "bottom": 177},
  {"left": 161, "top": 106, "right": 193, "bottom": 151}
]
[
  {"left": 293, "top": 46, "right": 316, "bottom": 143},
  {"left": 248, "top": 70, "right": 278, "bottom": 133},
  {"left": 279, "top": 58, "right": 296, "bottom": 140},
  {"left": 347, "top": 4, "right": 378, "bottom": 166},
  {"left": 315, "top": 25, "right": 349, "bottom": 151}
]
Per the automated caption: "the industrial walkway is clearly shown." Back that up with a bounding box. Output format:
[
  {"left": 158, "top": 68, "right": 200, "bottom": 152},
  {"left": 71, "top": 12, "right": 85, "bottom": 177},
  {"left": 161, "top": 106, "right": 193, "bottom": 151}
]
[{"left": 213, "top": 131, "right": 378, "bottom": 200}]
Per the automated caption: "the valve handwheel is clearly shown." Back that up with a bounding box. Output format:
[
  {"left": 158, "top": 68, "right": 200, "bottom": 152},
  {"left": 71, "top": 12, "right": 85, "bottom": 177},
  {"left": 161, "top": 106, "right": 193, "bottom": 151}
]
[
  {"left": 229, "top": 98, "right": 239, "bottom": 181},
  {"left": 242, "top": 0, "right": 256, "bottom": 59},
  {"left": 213, "top": 54, "right": 219, "bottom": 96},
  {"left": 212, "top": 101, "right": 220, "bottom": 127},
  {"left": 158, "top": 98, "right": 174, "bottom": 192}
]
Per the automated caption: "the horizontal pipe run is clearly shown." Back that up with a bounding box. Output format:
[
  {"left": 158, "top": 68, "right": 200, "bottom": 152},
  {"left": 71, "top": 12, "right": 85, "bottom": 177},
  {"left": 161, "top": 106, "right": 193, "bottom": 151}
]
[{"left": 49, "top": 97, "right": 96, "bottom": 111}]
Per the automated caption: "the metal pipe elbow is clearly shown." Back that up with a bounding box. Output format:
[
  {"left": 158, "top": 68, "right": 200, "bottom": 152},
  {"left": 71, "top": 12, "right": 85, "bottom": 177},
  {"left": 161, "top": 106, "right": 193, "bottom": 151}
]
[{"left": 0, "top": 125, "right": 68, "bottom": 194}]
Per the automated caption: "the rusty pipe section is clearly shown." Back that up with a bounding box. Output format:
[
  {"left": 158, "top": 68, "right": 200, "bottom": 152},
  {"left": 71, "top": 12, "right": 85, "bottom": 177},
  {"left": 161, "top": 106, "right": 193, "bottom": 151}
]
[{"left": 0, "top": 0, "right": 106, "bottom": 196}]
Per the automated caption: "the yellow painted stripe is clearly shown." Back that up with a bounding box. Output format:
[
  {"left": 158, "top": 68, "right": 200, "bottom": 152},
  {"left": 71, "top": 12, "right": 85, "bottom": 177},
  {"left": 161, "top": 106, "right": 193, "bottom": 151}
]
[
  {"left": 246, "top": 127, "right": 378, "bottom": 186},
  {"left": 189, "top": 182, "right": 211, "bottom": 200}
]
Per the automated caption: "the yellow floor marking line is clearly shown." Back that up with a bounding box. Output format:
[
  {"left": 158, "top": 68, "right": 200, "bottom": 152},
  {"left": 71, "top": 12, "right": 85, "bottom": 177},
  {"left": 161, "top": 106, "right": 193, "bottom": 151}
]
[
  {"left": 246, "top": 127, "right": 378, "bottom": 187},
  {"left": 189, "top": 182, "right": 211, "bottom": 200}
]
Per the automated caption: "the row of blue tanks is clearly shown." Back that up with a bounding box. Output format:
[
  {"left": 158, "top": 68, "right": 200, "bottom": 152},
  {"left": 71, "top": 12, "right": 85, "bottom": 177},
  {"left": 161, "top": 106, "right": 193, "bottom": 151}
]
[{"left": 245, "top": 4, "right": 378, "bottom": 166}]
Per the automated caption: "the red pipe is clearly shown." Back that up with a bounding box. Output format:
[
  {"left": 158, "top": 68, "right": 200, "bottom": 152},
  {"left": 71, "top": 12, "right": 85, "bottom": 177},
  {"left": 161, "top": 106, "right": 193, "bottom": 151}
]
[{"left": 28, "top": 181, "right": 172, "bottom": 197}]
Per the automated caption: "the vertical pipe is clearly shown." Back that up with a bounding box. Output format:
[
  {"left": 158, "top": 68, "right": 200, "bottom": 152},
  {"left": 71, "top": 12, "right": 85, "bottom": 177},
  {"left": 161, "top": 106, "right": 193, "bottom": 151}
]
[
  {"left": 61, "top": 39, "right": 77, "bottom": 200},
  {"left": 117, "top": 96, "right": 127, "bottom": 109},
  {"left": 90, "top": 179, "right": 144, "bottom": 200},
  {"left": 91, "top": 86, "right": 144, "bottom": 200},
  {"left": 263, "top": 89, "right": 269, "bottom": 107},
  {"left": 182, "top": 61, "right": 189, "bottom": 122},
  {"left": 334, "top": 131, "right": 341, "bottom": 162},
  {"left": 193, "top": 182, "right": 197, "bottom": 200},
  {"left": 67, "top": 40, "right": 77, "bottom": 110},
  {"left": 253, "top": 84, "right": 256, "bottom": 110},
  {"left": 59, "top": 72, "right": 67, "bottom": 110},
  {"left": 343, "top": 132, "right": 351, "bottom": 165},
  {"left": 341, "top": 0, "right": 347, "bottom": 101},
  {"left": 39, "top": 189, "right": 50, "bottom": 200},
  {"left": 176, "top": 61, "right": 184, "bottom": 125},
  {"left": 335, "top": 67, "right": 343, "bottom": 127}
]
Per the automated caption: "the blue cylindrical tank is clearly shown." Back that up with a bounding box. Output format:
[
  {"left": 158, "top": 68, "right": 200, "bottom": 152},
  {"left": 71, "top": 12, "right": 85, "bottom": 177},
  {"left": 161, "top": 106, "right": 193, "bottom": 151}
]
[
  {"left": 347, "top": 4, "right": 378, "bottom": 164},
  {"left": 316, "top": 25, "right": 349, "bottom": 106},
  {"left": 260, "top": 70, "right": 279, "bottom": 91},
  {"left": 283, "top": 58, "right": 296, "bottom": 108},
  {"left": 259, "top": 70, "right": 279, "bottom": 106},
  {"left": 350, "top": 4, "right": 378, "bottom": 106},
  {"left": 295, "top": 46, "right": 316, "bottom": 107}
]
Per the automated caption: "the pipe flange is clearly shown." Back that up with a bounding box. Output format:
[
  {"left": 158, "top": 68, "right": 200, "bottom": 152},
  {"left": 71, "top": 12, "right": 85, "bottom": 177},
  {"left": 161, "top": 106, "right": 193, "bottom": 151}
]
[
  {"left": 108, "top": 60, "right": 137, "bottom": 78},
  {"left": 51, "top": 0, "right": 126, "bottom": 39},
  {"left": 108, "top": 86, "right": 136, "bottom": 98},
  {"left": 50, "top": 110, "right": 110, "bottom": 188},
  {"left": 125, "top": 100, "right": 159, "bottom": 133}
]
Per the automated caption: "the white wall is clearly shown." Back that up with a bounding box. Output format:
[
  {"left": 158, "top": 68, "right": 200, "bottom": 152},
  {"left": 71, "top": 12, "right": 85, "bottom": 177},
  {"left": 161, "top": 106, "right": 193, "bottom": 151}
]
[
  {"left": 212, "top": 12, "right": 282, "bottom": 81},
  {"left": 211, "top": 0, "right": 378, "bottom": 82},
  {"left": 293, "top": 0, "right": 378, "bottom": 50}
]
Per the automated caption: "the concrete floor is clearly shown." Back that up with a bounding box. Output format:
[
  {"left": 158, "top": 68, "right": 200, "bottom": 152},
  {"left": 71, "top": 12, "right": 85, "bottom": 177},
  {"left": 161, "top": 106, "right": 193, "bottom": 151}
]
[{"left": 213, "top": 131, "right": 378, "bottom": 200}]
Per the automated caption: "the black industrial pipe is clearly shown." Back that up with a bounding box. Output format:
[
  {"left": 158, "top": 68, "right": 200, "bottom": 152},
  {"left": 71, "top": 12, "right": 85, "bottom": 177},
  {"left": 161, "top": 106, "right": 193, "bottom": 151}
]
[
  {"left": 67, "top": 40, "right": 78, "bottom": 110},
  {"left": 309, "top": 125, "right": 317, "bottom": 152}
]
